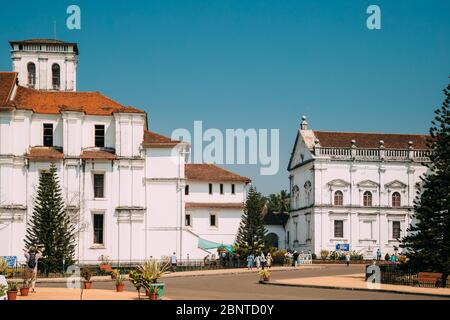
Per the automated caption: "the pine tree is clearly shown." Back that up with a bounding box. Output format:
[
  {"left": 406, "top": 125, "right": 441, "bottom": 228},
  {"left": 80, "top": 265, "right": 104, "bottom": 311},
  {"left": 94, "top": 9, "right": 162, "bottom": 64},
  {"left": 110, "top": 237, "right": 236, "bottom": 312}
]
[
  {"left": 235, "top": 186, "right": 267, "bottom": 255},
  {"left": 25, "top": 163, "right": 76, "bottom": 275},
  {"left": 401, "top": 81, "right": 450, "bottom": 286}
]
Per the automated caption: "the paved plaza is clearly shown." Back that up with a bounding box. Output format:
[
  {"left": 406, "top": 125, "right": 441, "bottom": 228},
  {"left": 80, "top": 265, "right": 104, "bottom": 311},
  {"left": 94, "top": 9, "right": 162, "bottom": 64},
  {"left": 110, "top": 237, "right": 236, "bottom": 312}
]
[{"left": 10, "top": 264, "right": 447, "bottom": 300}]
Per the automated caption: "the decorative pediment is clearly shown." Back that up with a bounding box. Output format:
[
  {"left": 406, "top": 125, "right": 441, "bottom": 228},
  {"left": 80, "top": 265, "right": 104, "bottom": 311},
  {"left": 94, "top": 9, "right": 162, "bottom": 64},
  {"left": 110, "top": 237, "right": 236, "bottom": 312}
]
[
  {"left": 327, "top": 179, "right": 350, "bottom": 188},
  {"left": 357, "top": 180, "right": 379, "bottom": 188},
  {"left": 384, "top": 180, "right": 407, "bottom": 189}
]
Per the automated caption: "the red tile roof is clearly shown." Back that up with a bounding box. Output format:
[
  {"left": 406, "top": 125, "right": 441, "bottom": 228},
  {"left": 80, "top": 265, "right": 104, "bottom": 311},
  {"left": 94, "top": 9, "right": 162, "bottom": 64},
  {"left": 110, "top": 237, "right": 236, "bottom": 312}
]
[
  {"left": 185, "top": 164, "right": 251, "bottom": 183},
  {"left": 143, "top": 130, "right": 181, "bottom": 148},
  {"left": 81, "top": 150, "right": 117, "bottom": 160},
  {"left": 11, "top": 86, "right": 145, "bottom": 116},
  {"left": 185, "top": 202, "right": 245, "bottom": 209},
  {"left": 313, "top": 131, "right": 430, "bottom": 149},
  {"left": 0, "top": 72, "right": 17, "bottom": 107},
  {"left": 27, "top": 147, "right": 64, "bottom": 161}
]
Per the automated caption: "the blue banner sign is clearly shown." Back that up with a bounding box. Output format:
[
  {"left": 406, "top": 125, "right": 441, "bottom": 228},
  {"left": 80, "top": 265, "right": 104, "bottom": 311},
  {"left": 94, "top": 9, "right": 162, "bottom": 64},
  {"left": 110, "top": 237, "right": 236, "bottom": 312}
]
[
  {"left": 335, "top": 244, "right": 350, "bottom": 251},
  {"left": 0, "top": 256, "right": 17, "bottom": 268}
]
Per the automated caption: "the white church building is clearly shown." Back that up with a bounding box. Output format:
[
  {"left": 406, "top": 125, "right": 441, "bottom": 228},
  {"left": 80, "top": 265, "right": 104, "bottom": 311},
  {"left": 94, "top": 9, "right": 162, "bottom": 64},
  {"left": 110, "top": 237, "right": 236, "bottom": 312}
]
[
  {"left": 286, "top": 116, "right": 431, "bottom": 258},
  {"left": 0, "top": 39, "right": 250, "bottom": 263}
]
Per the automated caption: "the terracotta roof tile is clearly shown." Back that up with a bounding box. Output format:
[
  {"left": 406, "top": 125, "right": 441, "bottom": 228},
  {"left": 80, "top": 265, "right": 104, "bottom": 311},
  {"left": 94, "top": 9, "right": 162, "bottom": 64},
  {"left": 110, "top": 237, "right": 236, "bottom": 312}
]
[
  {"left": 185, "top": 202, "right": 245, "bottom": 209},
  {"left": 81, "top": 150, "right": 117, "bottom": 160},
  {"left": 11, "top": 86, "right": 145, "bottom": 116},
  {"left": 143, "top": 130, "right": 181, "bottom": 148},
  {"left": 0, "top": 72, "right": 17, "bottom": 106},
  {"left": 185, "top": 164, "right": 251, "bottom": 183},
  {"left": 27, "top": 147, "right": 63, "bottom": 161},
  {"left": 313, "top": 131, "right": 430, "bottom": 149}
]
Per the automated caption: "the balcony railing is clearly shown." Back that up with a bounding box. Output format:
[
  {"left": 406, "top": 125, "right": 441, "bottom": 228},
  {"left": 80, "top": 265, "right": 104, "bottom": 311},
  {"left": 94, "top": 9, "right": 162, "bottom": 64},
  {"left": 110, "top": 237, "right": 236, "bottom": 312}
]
[{"left": 315, "top": 147, "right": 430, "bottom": 162}]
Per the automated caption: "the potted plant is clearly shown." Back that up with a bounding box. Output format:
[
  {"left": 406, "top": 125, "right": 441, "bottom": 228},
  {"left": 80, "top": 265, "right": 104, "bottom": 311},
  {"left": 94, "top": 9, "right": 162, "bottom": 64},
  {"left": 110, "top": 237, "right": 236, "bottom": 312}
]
[
  {"left": 81, "top": 267, "right": 93, "bottom": 289},
  {"left": 259, "top": 269, "right": 270, "bottom": 282},
  {"left": 138, "top": 259, "right": 170, "bottom": 300},
  {"left": 7, "top": 281, "right": 18, "bottom": 300},
  {"left": 20, "top": 269, "right": 32, "bottom": 296},
  {"left": 0, "top": 284, "right": 7, "bottom": 300},
  {"left": 148, "top": 283, "right": 159, "bottom": 300},
  {"left": 115, "top": 273, "right": 125, "bottom": 292},
  {"left": 129, "top": 270, "right": 145, "bottom": 299}
]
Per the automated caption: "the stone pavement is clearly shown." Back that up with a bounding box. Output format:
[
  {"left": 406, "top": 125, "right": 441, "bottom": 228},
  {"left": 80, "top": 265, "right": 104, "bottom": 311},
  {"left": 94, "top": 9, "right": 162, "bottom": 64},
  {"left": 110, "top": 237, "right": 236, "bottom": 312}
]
[{"left": 265, "top": 272, "right": 450, "bottom": 298}]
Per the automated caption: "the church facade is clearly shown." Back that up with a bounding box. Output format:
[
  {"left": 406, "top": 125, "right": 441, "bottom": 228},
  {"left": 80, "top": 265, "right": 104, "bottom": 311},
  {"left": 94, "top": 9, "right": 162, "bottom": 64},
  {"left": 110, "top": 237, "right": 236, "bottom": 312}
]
[
  {"left": 286, "top": 116, "right": 431, "bottom": 258},
  {"left": 0, "top": 39, "right": 250, "bottom": 263}
]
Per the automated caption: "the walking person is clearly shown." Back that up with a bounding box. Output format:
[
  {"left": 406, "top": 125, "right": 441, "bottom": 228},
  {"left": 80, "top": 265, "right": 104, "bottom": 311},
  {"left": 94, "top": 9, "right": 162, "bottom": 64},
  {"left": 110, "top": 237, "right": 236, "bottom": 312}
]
[
  {"left": 170, "top": 252, "right": 177, "bottom": 272},
  {"left": 345, "top": 252, "right": 350, "bottom": 267},
  {"left": 24, "top": 247, "right": 42, "bottom": 293},
  {"left": 260, "top": 252, "right": 266, "bottom": 270},
  {"left": 255, "top": 254, "right": 261, "bottom": 269},
  {"left": 246, "top": 253, "right": 255, "bottom": 270},
  {"left": 266, "top": 253, "right": 273, "bottom": 269},
  {"left": 293, "top": 250, "right": 299, "bottom": 267},
  {"left": 376, "top": 248, "right": 381, "bottom": 261}
]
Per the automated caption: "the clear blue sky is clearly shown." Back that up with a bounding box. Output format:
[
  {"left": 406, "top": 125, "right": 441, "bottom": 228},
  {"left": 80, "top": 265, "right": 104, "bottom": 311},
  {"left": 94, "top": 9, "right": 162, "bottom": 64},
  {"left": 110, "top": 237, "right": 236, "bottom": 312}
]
[{"left": 0, "top": 0, "right": 449, "bottom": 195}]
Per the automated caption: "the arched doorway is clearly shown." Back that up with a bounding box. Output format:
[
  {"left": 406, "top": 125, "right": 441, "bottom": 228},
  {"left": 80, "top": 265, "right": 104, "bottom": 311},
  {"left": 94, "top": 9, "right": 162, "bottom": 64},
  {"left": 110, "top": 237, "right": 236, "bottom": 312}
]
[{"left": 265, "top": 233, "right": 279, "bottom": 249}]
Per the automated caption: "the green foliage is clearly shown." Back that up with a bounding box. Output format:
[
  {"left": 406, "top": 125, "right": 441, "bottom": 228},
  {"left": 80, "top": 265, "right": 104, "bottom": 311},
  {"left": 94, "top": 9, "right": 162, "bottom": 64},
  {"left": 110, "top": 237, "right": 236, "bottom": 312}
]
[
  {"left": 349, "top": 251, "right": 364, "bottom": 261},
  {"left": 0, "top": 284, "right": 6, "bottom": 297},
  {"left": 320, "top": 249, "right": 330, "bottom": 260},
  {"left": 0, "top": 258, "right": 7, "bottom": 275},
  {"left": 401, "top": 81, "right": 450, "bottom": 286},
  {"left": 7, "top": 281, "right": 18, "bottom": 292},
  {"left": 329, "top": 251, "right": 346, "bottom": 260},
  {"left": 25, "top": 163, "right": 76, "bottom": 275},
  {"left": 235, "top": 186, "right": 267, "bottom": 255},
  {"left": 81, "top": 267, "right": 92, "bottom": 281},
  {"left": 263, "top": 190, "right": 290, "bottom": 213},
  {"left": 137, "top": 259, "right": 170, "bottom": 284}
]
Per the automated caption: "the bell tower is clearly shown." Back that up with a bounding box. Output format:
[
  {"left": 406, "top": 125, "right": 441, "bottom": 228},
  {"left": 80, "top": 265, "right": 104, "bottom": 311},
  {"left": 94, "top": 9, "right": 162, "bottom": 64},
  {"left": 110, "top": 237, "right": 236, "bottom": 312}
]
[{"left": 9, "top": 39, "right": 79, "bottom": 91}]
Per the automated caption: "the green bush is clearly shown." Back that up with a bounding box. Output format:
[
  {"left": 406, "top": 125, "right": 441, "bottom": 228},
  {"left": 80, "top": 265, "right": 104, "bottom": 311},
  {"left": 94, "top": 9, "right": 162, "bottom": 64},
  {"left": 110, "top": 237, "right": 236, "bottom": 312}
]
[{"left": 320, "top": 250, "right": 329, "bottom": 260}]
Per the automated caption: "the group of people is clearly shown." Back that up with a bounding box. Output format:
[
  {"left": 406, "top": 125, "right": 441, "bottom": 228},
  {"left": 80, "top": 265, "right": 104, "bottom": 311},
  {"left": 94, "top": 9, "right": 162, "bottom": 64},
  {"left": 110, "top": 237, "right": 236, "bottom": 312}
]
[{"left": 246, "top": 252, "right": 273, "bottom": 270}]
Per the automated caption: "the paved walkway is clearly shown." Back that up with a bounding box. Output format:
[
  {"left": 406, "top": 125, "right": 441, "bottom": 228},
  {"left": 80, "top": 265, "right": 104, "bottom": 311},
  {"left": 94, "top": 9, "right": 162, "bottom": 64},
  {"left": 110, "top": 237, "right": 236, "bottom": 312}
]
[
  {"left": 13, "top": 265, "right": 321, "bottom": 283},
  {"left": 266, "top": 272, "right": 450, "bottom": 298}
]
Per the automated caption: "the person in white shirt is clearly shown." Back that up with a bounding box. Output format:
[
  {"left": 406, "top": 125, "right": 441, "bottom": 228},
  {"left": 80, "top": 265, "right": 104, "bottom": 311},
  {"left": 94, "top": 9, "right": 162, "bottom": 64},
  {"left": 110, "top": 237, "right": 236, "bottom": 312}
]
[{"left": 170, "top": 252, "right": 177, "bottom": 272}]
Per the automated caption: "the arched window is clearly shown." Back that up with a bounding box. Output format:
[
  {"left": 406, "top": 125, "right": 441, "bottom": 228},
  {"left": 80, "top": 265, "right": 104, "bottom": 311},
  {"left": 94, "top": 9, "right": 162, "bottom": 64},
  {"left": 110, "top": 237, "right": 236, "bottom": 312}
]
[
  {"left": 27, "top": 62, "right": 36, "bottom": 87},
  {"left": 52, "top": 63, "right": 60, "bottom": 89},
  {"left": 363, "top": 191, "right": 372, "bottom": 207},
  {"left": 392, "top": 192, "right": 401, "bottom": 207},
  {"left": 334, "top": 190, "right": 343, "bottom": 206}
]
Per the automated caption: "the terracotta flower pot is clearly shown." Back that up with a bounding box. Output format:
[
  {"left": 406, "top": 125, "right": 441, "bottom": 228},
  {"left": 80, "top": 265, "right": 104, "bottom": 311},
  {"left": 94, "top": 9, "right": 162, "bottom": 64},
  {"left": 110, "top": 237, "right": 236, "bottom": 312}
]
[
  {"left": 149, "top": 292, "right": 158, "bottom": 300},
  {"left": 7, "top": 290, "right": 18, "bottom": 300},
  {"left": 20, "top": 287, "right": 30, "bottom": 296},
  {"left": 83, "top": 281, "right": 92, "bottom": 289},
  {"left": 116, "top": 283, "right": 124, "bottom": 292}
]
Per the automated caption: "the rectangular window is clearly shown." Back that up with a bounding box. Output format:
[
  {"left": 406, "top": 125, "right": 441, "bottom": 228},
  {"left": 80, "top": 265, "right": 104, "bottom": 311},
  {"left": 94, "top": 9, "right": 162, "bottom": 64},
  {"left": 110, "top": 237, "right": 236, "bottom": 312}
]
[
  {"left": 334, "top": 220, "right": 344, "bottom": 238},
  {"left": 231, "top": 184, "right": 235, "bottom": 194},
  {"left": 220, "top": 184, "right": 224, "bottom": 194},
  {"left": 210, "top": 214, "right": 217, "bottom": 227},
  {"left": 93, "top": 174, "right": 105, "bottom": 198},
  {"left": 185, "top": 185, "right": 189, "bottom": 195},
  {"left": 93, "top": 214, "right": 104, "bottom": 245},
  {"left": 209, "top": 183, "right": 213, "bottom": 194},
  {"left": 95, "top": 125, "right": 105, "bottom": 148},
  {"left": 43, "top": 123, "right": 53, "bottom": 147},
  {"left": 392, "top": 221, "right": 401, "bottom": 239},
  {"left": 185, "top": 214, "right": 191, "bottom": 226}
]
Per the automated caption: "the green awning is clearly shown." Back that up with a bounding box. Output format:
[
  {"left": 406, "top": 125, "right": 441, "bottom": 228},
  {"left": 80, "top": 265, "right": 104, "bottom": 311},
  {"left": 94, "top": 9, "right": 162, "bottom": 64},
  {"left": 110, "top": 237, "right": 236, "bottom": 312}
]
[{"left": 198, "top": 238, "right": 234, "bottom": 253}]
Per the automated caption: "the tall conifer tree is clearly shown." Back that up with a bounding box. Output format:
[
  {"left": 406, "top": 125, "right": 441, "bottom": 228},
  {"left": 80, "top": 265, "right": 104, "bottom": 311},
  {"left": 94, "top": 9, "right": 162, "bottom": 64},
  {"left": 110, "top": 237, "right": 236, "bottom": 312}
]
[
  {"left": 401, "top": 81, "right": 450, "bottom": 286},
  {"left": 25, "top": 163, "right": 75, "bottom": 274},
  {"left": 235, "top": 186, "right": 267, "bottom": 254}
]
